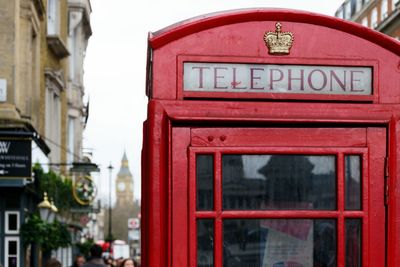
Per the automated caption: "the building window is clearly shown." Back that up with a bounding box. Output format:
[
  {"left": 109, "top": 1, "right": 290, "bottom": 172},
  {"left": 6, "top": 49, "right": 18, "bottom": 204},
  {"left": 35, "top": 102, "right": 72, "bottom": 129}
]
[
  {"left": 68, "top": 30, "right": 76, "bottom": 81},
  {"left": 5, "top": 212, "right": 19, "bottom": 234},
  {"left": 336, "top": 6, "right": 344, "bottom": 19},
  {"left": 356, "top": 0, "right": 363, "bottom": 12},
  {"left": 382, "top": 0, "right": 388, "bottom": 19},
  {"left": 47, "top": 0, "right": 59, "bottom": 35},
  {"left": 371, "top": 7, "right": 378, "bottom": 28},
  {"left": 393, "top": 0, "right": 399, "bottom": 11},
  {"left": 68, "top": 117, "right": 75, "bottom": 164},
  {"left": 362, "top": 17, "right": 369, "bottom": 27},
  {"left": 45, "top": 71, "right": 64, "bottom": 165},
  {"left": 5, "top": 237, "right": 19, "bottom": 267},
  {"left": 344, "top": 1, "right": 352, "bottom": 19},
  {"left": 46, "top": 89, "right": 61, "bottom": 163}
]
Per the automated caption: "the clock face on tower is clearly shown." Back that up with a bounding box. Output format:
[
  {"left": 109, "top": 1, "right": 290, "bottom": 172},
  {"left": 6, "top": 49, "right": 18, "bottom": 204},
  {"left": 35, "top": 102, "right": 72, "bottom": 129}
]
[{"left": 118, "top": 181, "right": 126, "bottom": 192}]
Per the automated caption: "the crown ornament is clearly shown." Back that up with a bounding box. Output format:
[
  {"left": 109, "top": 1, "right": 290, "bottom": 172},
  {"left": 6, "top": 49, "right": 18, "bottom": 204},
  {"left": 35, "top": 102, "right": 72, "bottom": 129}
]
[{"left": 263, "top": 22, "right": 294, "bottom": 55}]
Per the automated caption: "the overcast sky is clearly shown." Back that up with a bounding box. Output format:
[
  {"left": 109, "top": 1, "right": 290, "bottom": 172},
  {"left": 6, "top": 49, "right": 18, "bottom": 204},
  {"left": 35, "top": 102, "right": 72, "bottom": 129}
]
[{"left": 83, "top": 0, "right": 344, "bottom": 204}]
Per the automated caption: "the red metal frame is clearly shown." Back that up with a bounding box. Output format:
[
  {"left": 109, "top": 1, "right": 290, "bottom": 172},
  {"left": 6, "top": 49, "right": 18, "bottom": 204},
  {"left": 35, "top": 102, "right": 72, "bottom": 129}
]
[
  {"left": 183, "top": 129, "right": 384, "bottom": 267},
  {"left": 142, "top": 8, "right": 400, "bottom": 267}
]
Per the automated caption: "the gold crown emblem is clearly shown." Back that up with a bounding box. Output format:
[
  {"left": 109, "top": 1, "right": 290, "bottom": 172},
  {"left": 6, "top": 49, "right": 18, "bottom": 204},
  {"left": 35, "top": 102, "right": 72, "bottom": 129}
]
[{"left": 263, "top": 22, "right": 294, "bottom": 55}]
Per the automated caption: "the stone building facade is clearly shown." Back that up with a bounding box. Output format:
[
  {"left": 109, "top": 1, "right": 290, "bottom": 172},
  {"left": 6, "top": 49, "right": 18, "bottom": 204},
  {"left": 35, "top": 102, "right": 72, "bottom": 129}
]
[
  {"left": 335, "top": 0, "right": 400, "bottom": 39},
  {"left": 0, "top": 0, "right": 91, "bottom": 266}
]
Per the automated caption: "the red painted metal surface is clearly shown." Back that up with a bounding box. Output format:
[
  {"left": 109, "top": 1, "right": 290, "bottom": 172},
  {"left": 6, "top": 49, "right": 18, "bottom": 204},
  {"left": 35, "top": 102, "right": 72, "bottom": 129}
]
[
  {"left": 149, "top": 9, "right": 400, "bottom": 54},
  {"left": 366, "top": 128, "right": 386, "bottom": 266},
  {"left": 142, "top": 8, "right": 400, "bottom": 267},
  {"left": 190, "top": 128, "right": 367, "bottom": 147},
  {"left": 147, "top": 9, "right": 400, "bottom": 103}
]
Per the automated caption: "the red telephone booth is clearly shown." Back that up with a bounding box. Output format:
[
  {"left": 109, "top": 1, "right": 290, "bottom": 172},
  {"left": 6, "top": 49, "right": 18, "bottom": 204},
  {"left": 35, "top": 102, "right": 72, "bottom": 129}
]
[{"left": 142, "top": 9, "right": 400, "bottom": 267}]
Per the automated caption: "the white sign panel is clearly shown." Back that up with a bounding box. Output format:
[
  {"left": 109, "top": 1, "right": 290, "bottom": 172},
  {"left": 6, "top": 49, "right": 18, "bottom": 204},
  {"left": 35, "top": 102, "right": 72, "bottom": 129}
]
[
  {"left": 184, "top": 63, "right": 372, "bottom": 95},
  {"left": 113, "top": 244, "right": 130, "bottom": 259},
  {"left": 0, "top": 79, "right": 6, "bottom": 102},
  {"left": 262, "top": 220, "right": 313, "bottom": 267},
  {"left": 128, "top": 218, "right": 140, "bottom": 229},
  {"left": 128, "top": 229, "right": 140, "bottom": 241}
]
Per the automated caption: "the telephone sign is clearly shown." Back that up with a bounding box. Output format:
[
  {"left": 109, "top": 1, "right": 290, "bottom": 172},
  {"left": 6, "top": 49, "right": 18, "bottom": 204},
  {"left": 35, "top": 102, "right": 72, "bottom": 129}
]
[{"left": 184, "top": 62, "right": 372, "bottom": 95}]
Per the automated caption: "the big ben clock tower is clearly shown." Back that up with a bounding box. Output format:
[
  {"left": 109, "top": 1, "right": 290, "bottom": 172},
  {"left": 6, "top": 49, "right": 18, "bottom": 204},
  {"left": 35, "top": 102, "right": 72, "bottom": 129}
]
[{"left": 115, "top": 152, "right": 134, "bottom": 206}]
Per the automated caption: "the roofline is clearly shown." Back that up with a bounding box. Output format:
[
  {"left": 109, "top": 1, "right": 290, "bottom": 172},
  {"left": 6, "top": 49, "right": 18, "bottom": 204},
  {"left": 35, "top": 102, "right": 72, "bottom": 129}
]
[{"left": 148, "top": 8, "right": 400, "bottom": 55}]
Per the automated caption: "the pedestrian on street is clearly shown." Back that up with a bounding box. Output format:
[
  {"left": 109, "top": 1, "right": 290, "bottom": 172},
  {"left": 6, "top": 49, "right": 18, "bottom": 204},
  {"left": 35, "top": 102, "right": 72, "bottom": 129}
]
[
  {"left": 103, "top": 256, "right": 114, "bottom": 267},
  {"left": 71, "top": 254, "right": 85, "bottom": 267},
  {"left": 83, "top": 244, "right": 107, "bottom": 267},
  {"left": 119, "top": 258, "right": 139, "bottom": 267},
  {"left": 45, "top": 258, "right": 62, "bottom": 267},
  {"left": 114, "top": 257, "right": 123, "bottom": 267}
]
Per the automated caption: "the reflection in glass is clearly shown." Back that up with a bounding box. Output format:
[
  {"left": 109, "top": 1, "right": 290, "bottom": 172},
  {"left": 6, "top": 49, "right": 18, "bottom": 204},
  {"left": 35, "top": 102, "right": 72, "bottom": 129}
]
[
  {"left": 345, "top": 156, "right": 361, "bottom": 210},
  {"left": 222, "top": 155, "right": 336, "bottom": 210},
  {"left": 198, "top": 219, "right": 214, "bottom": 267},
  {"left": 223, "top": 219, "right": 336, "bottom": 267},
  {"left": 346, "top": 219, "right": 361, "bottom": 267},
  {"left": 197, "top": 155, "right": 214, "bottom": 210}
]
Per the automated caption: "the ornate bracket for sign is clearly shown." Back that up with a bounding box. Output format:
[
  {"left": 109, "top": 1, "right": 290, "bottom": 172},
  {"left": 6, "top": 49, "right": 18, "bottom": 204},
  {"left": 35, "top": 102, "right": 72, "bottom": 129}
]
[{"left": 264, "top": 22, "right": 294, "bottom": 55}]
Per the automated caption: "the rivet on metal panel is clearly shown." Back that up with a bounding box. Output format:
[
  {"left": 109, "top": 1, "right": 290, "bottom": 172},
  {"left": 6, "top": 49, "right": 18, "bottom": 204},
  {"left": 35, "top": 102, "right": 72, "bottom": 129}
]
[
  {"left": 207, "top": 136, "right": 214, "bottom": 142},
  {"left": 220, "top": 135, "right": 227, "bottom": 141}
]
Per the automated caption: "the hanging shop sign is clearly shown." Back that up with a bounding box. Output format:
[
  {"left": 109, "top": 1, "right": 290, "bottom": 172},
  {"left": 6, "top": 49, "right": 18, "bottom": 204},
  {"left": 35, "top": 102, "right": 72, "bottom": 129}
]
[
  {"left": 183, "top": 62, "right": 372, "bottom": 96},
  {"left": 0, "top": 139, "right": 31, "bottom": 178},
  {"left": 73, "top": 175, "right": 97, "bottom": 205}
]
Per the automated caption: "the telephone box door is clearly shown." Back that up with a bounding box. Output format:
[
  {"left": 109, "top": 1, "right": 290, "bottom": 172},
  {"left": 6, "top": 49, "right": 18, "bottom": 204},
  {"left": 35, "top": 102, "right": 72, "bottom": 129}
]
[{"left": 172, "top": 127, "right": 386, "bottom": 267}]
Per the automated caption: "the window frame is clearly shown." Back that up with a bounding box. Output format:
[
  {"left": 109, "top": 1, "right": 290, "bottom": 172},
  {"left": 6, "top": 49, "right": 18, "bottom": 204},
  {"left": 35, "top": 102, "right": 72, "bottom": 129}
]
[
  {"left": 189, "top": 146, "right": 370, "bottom": 267},
  {"left": 4, "top": 236, "right": 20, "bottom": 267},
  {"left": 371, "top": 7, "right": 378, "bottom": 28},
  {"left": 170, "top": 127, "right": 386, "bottom": 267},
  {"left": 5, "top": 211, "right": 19, "bottom": 235},
  {"left": 381, "top": 0, "right": 389, "bottom": 20},
  {"left": 47, "top": 0, "right": 60, "bottom": 36}
]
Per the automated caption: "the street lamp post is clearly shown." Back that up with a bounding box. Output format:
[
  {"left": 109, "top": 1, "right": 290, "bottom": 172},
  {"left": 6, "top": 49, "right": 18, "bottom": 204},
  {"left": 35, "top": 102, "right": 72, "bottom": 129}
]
[
  {"left": 37, "top": 192, "right": 58, "bottom": 223},
  {"left": 37, "top": 192, "right": 52, "bottom": 222},
  {"left": 37, "top": 192, "right": 58, "bottom": 267},
  {"left": 107, "top": 163, "right": 114, "bottom": 242}
]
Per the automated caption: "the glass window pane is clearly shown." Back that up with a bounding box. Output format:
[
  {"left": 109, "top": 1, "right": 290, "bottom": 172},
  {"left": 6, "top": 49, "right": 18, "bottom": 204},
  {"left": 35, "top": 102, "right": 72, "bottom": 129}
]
[
  {"left": 346, "top": 219, "right": 361, "bottom": 267},
  {"left": 8, "top": 240, "right": 17, "bottom": 254},
  {"left": 197, "top": 155, "right": 214, "bottom": 210},
  {"left": 223, "top": 219, "right": 336, "bottom": 267},
  {"left": 222, "top": 155, "right": 336, "bottom": 210},
  {"left": 8, "top": 213, "right": 18, "bottom": 231},
  {"left": 197, "top": 219, "right": 214, "bottom": 267},
  {"left": 381, "top": 0, "right": 388, "bottom": 19},
  {"left": 345, "top": 156, "right": 361, "bottom": 210},
  {"left": 8, "top": 257, "right": 17, "bottom": 267}
]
